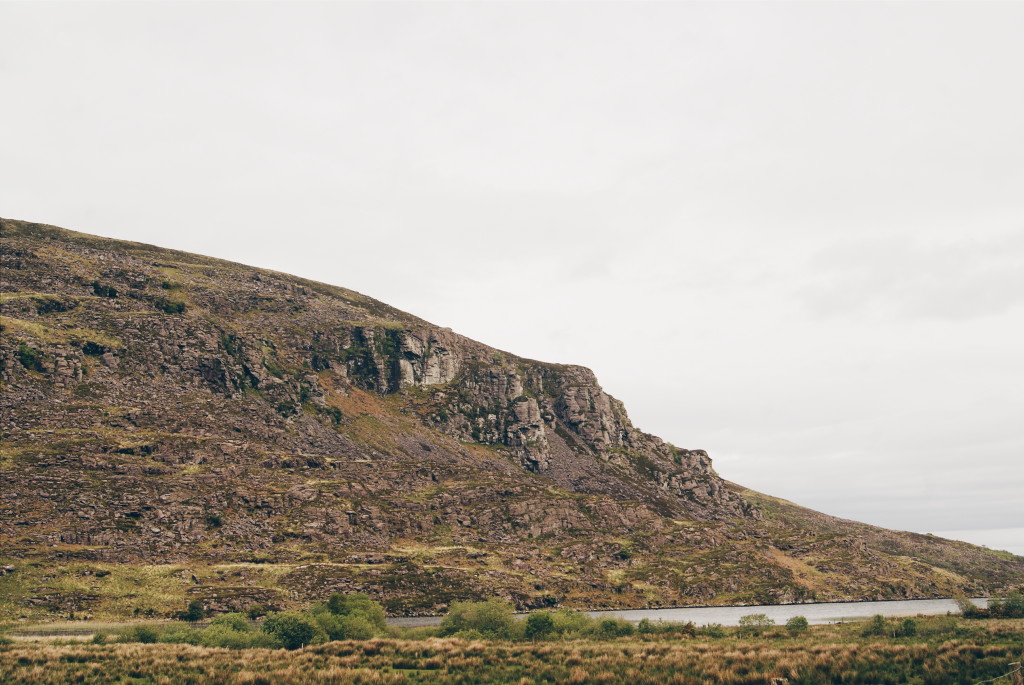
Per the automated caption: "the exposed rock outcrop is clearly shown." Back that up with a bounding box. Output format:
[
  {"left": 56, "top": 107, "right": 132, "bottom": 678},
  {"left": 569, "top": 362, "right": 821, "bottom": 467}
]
[{"left": 1, "top": 217, "right": 1020, "bottom": 620}]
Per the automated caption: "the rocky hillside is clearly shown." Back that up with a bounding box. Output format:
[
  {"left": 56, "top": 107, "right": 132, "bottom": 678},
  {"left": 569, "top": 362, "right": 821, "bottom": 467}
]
[{"left": 1, "top": 217, "right": 1021, "bottom": 620}]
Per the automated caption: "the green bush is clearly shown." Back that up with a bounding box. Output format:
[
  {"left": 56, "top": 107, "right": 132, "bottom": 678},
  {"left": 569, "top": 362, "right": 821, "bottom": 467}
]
[
  {"left": 208, "top": 612, "right": 251, "bottom": 632},
  {"left": 15, "top": 344, "right": 44, "bottom": 373},
  {"left": 119, "top": 625, "right": 160, "bottom": 644},
  {"left": 786, "top": 615, "right": 809, "bottom": 634},
  {"left": 337, "top": 615, "right": 377, "bottom": 640},
  {"left": 325, "top": 592, "right": 387, "bottom": 631},
  {"left": 262, "top": 611, "right": 326, "bottom": 649},
  {"left": 738, "top": 614, "right": 775, "bottom": 636},
  {"left": 247, "top": 603, "right": 269, "bottom": 619},
  {"left": 199, "top": 625, "right": 281, "bottom": 649},
  {"left": 592, "top": 618, "right": 635, "bottom": 638},
  {"left": 895, "top": 618, "right": 917, "bottom": 637},
  {"left": 550, "top": 609, "right": 594, "bottom": 636},
  {"left": 524, "top": 612, "right": 555, "bottom": 640},
  {"left": 311, "top": 611, "right": 378, "bottom": 641},
  {"left": 154, "top": 297, "right": 186, "bottom": 314},
  {"left": 439, "top": 599, "right": 518, "bottom": 640},
  {"left": 179, "top": 599, "right": 206, "bottom": 622},
  {"left": 955, "top": 594, "right": 988, "bottom": 618},
  {"left": 157, "top": 625, "right": 202, "bottom": 645},
  {"left": 861, "top": 614, "right": 888, "bottom": 637},
  {"left": 637, "top": 618, "right": 697, "bottom": 636},
  {"left": 988, "top": 590, "right": 1024, "bottom": 618},
  {"left": 453, "top": 628, "right": 486, "bottom": 640},
  {"left": 698, "top": 623, "right": 726, "bottom": 638}
]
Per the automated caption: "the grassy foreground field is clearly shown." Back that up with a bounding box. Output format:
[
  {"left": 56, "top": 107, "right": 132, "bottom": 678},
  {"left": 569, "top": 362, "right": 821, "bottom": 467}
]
[{"left": 1, "top": 618, "right": 1023, "bottom": 685}]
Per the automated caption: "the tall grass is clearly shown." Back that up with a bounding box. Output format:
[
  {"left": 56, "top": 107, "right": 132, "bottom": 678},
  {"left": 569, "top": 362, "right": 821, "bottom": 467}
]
[{"left": 1, "top": 617, "right": 1021, "bottom": 684}]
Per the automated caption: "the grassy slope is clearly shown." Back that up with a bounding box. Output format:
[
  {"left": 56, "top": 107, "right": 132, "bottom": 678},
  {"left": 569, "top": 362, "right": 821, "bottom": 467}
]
[{"left": 1, "top": 217, "right": 1022, "bottom": 622}]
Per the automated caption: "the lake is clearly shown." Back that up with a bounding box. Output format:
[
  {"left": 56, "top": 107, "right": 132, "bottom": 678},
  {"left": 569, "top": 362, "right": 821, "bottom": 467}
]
[{"left": 388, "top": 597, "right": 988, "bottom": 627}]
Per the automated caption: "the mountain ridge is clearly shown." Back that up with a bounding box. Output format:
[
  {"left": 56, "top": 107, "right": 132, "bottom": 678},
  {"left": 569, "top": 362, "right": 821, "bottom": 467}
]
[{"left": 1, "top": 216, "right": 1021, "bottom": 620}]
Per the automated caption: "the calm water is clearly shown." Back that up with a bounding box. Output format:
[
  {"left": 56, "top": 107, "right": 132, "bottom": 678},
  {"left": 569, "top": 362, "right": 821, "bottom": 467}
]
[{"left": 388, "top": 597, "right": 988, "bottom": 627}]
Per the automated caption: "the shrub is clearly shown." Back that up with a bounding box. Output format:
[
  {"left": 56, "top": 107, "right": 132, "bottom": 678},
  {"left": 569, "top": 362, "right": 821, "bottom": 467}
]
[
  {"left": 439, "top": 599, "right": 518, "bottom": 640},
  {"left": 525, "top": 612, "right": 556, "bottom": 640},
  {"left": 453, "top": 628, "right": 486, "bottom": 640},
  {"left": 179, "top": 600, "right": 206, "bottom": 622},
  {"left": 988, "top": 590, "right": 1024, "bottom": 619},
  {"left": 247, "top": 603, "right": 268, "bottom": 619},
  {"left": 698, "top": 623, "right": 726, "bottom": 638},
  {"left": 90, "top": 633, "right": 107, "bottom": 645},
  {"left": 786, "top": 615, "right": 809, "bottom": 634},
  {"left": 637, "top": 618, "right": 696, "bottom": 637},
  {"left": 92, "top": 282, "right": 118, "bottom": 298},
  {"left": 157, "top": 626, "right": 202, "bottom": 645},
  {"left": 738, "top": 614, "right": 775, "bottom": 636},
  {"left": 81, "top": 341, "right": 106, "bottom": 356},
  {"left": 325, "top": 592, "right": 387, "bottom": 631},
  {"left": 550, "top": 609, "right": 594, "bottom": 637},
  {"left": 954, "top": 593, "right": 988, "bottom": 618},
  {"left": 15, "top": 344, "right": 44, "bottom": 373},
  {"left": 312, "top": 610, "right": 378, "bottom": 641},
  {"left": 119, "top": 625, "right": 160, "bottom": 644},
  {"left": 861, "top": 614, "right": 888, "bottom": 637},
  {"left": 262, "top": 611, "right": 326, "bottom": 649},
  {"left": 338, "top": 615, "right": 376, "bottom": 640},
  {"left": 209, "top": 612, "right": 251, "bottom": 632},
  {"left": 895, "top": 618, "right": 918, "bottom": 637},
  {"left": 592, "top": 618, "right": 635, "bottom": 638},
  {"left": 154, "top": 297, "right": 186, "bottom": 314}
]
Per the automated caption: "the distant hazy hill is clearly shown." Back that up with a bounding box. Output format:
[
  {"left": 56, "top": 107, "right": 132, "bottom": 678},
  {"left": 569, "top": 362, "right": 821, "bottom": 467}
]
[{"left": 1, "top": 217, "right": 1020, "bottom": 620}]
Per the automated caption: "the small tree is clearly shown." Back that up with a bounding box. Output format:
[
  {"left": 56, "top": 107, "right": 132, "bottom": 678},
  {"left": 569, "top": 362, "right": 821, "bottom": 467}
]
[
  {"left": 338, "top": 615, "right": 376, "bottom": 640},
  {"left": 698, "top": 623, "right": 726, "bottom": 638},
  {"left": 326, "top": 592, "right": 387, "bottom": 631},
  {"left": 861, "top": 614, "right": 888, "bottom": 637},
  {"left": 262, "top": 611, "right": 325, "bottom": 649},
  {"left": 785, "top": 615, "right": 809, "bottom": 634},
  {"left": 524, "top": 612, "right": 555, "bottom": 640},
  {"left": 247, "top": 603, "right": 268, "bottom": 619},
  {"left": 738, "top": 614, "right": 775, "bottom": 636},
  {"left": 953, "top": 593, "right": 985, "bottom": 618},
  {"left": 895, "top": 618, "right": 917, "bottom": 637},
  {"left": 989, "top": 590, "right": 1024, "bottom": 619},
  {"left": 594, "top": 617, "right": 635, "bottom": 638},
  {"left": 439, "top": 599, "right": 517, "bottom": 640},
  {"left": 179, "top": 600, "right": 206, "bottom": 622}
]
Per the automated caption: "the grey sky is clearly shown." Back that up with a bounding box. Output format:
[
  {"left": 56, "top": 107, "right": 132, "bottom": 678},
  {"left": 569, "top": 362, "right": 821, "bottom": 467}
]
[{"left": 2, "top": 1, "right": 1022, "bottom": 554}]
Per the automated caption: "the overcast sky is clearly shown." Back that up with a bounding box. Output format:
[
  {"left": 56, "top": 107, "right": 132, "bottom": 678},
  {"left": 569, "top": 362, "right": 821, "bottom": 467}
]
[{"left": 2, "top": 1, "right": 1021, "bottom": 555}]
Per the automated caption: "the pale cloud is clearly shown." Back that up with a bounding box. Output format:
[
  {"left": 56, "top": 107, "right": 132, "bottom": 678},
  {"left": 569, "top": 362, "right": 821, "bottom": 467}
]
[{"left": 800, "top": 231, "right": 1024, "bottom": 321}]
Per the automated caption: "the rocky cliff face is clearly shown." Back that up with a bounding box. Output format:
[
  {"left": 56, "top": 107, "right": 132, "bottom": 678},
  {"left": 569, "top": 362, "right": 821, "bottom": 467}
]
[{"left": 1, "top": 217, "right": 1021, "bottom": 620}]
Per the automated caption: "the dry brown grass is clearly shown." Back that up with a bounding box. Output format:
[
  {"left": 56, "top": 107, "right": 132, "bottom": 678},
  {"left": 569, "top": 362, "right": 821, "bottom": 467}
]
[{"left": 1, "top": 623, "right": 1023, "bottom": 685}]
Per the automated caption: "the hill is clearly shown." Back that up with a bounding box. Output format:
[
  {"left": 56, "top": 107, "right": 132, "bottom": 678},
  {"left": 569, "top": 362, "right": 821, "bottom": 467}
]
[{"left": 1, "top": 217, "right": 1021, "bottom": 620}]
